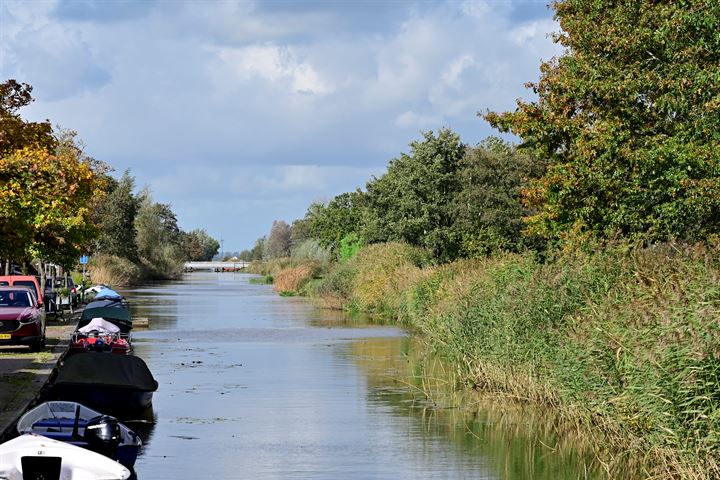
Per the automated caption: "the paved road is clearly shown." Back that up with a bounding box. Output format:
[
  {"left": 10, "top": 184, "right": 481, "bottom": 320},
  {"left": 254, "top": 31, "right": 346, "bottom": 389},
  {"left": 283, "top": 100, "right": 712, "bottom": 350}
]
[{"left": 0, "top": 318, "right": 76, "bottom": 437}]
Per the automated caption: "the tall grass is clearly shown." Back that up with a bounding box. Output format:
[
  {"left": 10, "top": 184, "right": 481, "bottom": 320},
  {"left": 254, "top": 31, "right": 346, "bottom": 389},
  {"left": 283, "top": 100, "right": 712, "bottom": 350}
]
[
  {"left": 309, "top": 241, "right": 720, "bottom": 479},
  {"left": 273, "top": 262, "right": 320, "bottom": 294},
  {"left": 88, "top": 254, "right": 143, "bottom": 286}
]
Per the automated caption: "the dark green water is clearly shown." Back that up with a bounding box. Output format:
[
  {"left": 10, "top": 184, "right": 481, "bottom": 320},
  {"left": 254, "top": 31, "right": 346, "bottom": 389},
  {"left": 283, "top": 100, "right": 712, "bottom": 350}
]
[{"left": 124, "top": 272, "right": 606, "bottom": 479}]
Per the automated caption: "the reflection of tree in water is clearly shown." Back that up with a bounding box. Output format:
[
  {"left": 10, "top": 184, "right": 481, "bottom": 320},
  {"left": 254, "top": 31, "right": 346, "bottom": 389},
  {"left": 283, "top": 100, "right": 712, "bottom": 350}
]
[{"left": 349, "top": 337, "right": 628, "bottom": 480}]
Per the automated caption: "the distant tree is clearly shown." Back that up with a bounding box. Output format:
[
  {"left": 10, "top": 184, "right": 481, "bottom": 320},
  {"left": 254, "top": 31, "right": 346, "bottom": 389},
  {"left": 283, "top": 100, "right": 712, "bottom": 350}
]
[
  {"left": 250, "top": 236, "right": 265, "bottom": 261},
  {"left": 134, "top": 190, "right": 184, "bottom": 278},
  {"left": 486, "top": 1, "right": 720, "bottom": 243},
  {"left": 364, "top": 129, "right": 465, "bottom": 262},
  {"left": 183, "top": 229, "right": 220, "bottom": 261},
  {"left": 304, "top": 191, "right": 367, "bottom": 249},
  {"left": 263, "top": 220, "right": 292, "bottom": 259},
  {"left": 452, "top": 137, "right": 546, "bottom": 256},
  {"left": 94, "top": 171, "right": 139, "bottom": 261}
]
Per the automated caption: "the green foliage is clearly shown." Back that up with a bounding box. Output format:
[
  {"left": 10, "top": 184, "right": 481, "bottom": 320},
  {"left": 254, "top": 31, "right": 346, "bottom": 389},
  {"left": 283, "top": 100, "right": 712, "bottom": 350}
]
[
  {"left": 452, "top": 137, "right": 546, "bottom": 256},
  {"left": 94, "top": 171, "right": 139, "bottom": 261},
  {"left": 337, "top": 233, "right": 361, "bottom": 262},
  {"left": 183, "top": 228, "right": 220, "bottom": 261},
  {"left": 134, "top": 189, "right": 185, "bottom": 279},
  {"left": 364, "top": 129, "right": 465, "bottom": 262},
  {"left": 486, "top": 1, "right": 720, "bottom": 244},
  {"left": 309, "top": 242, "right": 720, "bottom": 477},
  {"left": 303, "top": 190, "right": 367, "bottom": 249},
  {"left": 263, "top": 220, "right": 292, "bottom": 259}
]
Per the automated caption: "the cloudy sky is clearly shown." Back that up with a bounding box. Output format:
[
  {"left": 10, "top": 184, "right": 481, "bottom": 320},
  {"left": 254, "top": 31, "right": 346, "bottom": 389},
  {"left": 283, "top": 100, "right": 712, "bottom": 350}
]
[{"left": 0, "top": 0, "right": 561, "bottom": 251}]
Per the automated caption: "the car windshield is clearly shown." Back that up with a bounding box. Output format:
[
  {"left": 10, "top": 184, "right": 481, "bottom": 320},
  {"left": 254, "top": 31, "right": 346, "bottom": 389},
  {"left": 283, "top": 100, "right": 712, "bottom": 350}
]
[{"left": 0, "top": 291, "right": 31, "bottom": 307}]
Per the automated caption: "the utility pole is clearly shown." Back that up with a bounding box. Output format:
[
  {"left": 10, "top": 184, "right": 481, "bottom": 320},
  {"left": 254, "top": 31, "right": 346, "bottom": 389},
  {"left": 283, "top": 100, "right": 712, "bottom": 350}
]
[{"left": 220, "top": 238, "right": 224, "bottom": 262}]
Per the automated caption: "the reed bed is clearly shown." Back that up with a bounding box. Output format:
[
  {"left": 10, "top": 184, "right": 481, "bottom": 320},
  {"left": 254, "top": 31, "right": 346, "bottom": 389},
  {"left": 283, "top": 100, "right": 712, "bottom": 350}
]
[{"left": 308, "top": 241, "right": 720, "bottom": 479}]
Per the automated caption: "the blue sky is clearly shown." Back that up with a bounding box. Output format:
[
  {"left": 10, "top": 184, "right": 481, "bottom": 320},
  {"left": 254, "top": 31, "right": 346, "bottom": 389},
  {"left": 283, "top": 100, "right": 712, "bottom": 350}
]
[{"left": 0, "top": 0, "right": 560, "bottom": 251}]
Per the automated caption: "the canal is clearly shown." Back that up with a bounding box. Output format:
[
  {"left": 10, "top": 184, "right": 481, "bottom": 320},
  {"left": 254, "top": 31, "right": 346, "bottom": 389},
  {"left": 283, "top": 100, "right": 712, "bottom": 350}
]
[{"left": 124, "top": 272, "right": 607, "bottom": 479}]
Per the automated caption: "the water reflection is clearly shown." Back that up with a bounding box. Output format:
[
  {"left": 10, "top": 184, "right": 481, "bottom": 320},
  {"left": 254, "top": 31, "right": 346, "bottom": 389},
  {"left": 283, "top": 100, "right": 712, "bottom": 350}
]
[{"left": 119, "top": 272, "right": 610, "bottom": 479}]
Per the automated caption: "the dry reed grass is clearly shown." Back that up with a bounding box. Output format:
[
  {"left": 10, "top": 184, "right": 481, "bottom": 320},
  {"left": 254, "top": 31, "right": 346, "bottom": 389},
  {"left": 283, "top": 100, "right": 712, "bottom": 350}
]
[{"left": 273, "top": 262, "right": 320, "bottom": 294}]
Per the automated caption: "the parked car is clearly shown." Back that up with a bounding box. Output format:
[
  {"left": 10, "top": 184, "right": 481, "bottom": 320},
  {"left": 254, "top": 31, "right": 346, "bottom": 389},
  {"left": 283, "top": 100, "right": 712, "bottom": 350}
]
[
  {"left": 0, "top": 275, "right": 44, "bottom": 311},
  {"left": 0, "top": 286, "right": 46, "bottom": 351},
  {"left": 44, "top": 276, "right": 79, "bottom": 308}
]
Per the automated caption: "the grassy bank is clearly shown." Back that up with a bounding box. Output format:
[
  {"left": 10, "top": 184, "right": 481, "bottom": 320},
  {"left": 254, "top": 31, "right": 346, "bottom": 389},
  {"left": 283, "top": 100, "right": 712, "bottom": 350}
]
[
  {"left": 264, "top": 242, "right": 720, "bottom": 479},
  {"left": 87, "top": 253, "right": 184, "bottom": 286}
]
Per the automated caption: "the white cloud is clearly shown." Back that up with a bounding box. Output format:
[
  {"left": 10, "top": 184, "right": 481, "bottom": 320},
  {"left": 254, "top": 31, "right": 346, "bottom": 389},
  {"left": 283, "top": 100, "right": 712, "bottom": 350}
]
[
  {"left": 1, "top": 0, "right": 561, "bottom": 247},
  {"left": 394, "top": 110, "right": 443, "bottom": 129}
]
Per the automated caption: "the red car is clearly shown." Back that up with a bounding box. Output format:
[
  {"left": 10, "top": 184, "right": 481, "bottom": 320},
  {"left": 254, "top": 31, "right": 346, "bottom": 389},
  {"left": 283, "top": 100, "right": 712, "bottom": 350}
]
[{"left": 0, "top": 286, "right": 46, "bottom": 351}]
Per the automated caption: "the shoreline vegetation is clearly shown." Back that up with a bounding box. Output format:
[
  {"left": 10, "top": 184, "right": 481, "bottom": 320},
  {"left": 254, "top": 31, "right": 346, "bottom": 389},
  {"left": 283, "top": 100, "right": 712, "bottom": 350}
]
[
  {"left": 240, "top": 3, "right": 720, "bottom": 475},
  {"left": 0, "top": 80, "right": 220, "bottom": 287},
  {"left": 249, "top": 241, "right": 720, "bottom": 479}
]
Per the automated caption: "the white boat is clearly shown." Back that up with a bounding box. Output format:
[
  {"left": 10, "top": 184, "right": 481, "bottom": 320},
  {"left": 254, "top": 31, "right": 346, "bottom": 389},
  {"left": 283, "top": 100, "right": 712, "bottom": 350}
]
[
  {"left": 16, "top": 401, "right": 142, "bottom": 468},
  {"left": 0, "top": 433, "right": 130, "bottom": 480}
]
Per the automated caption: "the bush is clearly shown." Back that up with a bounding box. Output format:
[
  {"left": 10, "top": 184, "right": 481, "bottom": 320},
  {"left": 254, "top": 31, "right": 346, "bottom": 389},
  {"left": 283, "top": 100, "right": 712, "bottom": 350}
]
[
  {"left": 349, "top": 242, "right": 431, "bottom": 316},
  {"left": 273, "top": 262, "right": 321, "bottom": 294},
  {"left": 88, "top": 254, "right": 143, "bottom": 286}
]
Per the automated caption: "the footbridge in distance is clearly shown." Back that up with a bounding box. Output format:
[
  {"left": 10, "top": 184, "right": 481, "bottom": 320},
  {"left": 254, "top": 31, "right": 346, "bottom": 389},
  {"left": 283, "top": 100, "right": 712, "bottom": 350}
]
[{"left": 184, "top": 261, "right": 250, "bottom": 272}]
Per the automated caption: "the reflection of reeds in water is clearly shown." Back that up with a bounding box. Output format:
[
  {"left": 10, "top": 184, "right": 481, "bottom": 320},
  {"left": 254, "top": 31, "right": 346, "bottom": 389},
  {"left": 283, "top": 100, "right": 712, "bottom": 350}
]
[{"left": 349, "top": 338, "right": 618, "bottom": 480}]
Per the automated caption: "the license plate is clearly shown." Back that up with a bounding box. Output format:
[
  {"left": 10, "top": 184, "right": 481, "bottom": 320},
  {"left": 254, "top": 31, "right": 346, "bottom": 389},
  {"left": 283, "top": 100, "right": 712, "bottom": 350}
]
[{"left": 0, "top": 334, "right": 11, "bottom": 340}]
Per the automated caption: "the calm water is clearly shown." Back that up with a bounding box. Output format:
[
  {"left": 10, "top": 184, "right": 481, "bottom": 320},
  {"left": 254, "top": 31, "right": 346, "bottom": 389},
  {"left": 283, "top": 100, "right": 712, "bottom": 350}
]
[{"left": 122, "top": 272, "right": 606, "bottom": 480}]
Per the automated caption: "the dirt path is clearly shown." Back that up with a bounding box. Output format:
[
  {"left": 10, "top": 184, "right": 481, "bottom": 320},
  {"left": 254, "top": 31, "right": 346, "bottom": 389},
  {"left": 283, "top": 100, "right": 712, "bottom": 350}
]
[{"left": 0, "top": 318, "right": 76, "bottom": 437}]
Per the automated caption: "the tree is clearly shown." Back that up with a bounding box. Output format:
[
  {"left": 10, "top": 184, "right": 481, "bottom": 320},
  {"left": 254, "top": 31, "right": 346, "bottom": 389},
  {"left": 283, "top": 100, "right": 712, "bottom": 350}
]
[
  {"left": 303, "top": 190, "right": 367, "bottom": 249},
  {"left": 263, "top": 220, "right": 292, "bottom": 259},
  {"left": 0, "top": 80, "right": 55, "bottom": 157},
  {"left": 183, "top": 229, "right": 220, "bottom": 261},
  {"left": 486, "top": 1, "right": 720, "bottom": 243},
  {"left": 452, "top": 137, "right": 546, "bottom": 256},
  {"left": 94, "top": 171, "right": 139, "bottom": 261},
  {"left": 134, "top": 190, "right": 185, "bottom": 278},
  {"left": 364, "top": 129, "right": 465, "bottom": 261},
  {"left": 0, "top": 146, "right": 106, "bottom": 267}
]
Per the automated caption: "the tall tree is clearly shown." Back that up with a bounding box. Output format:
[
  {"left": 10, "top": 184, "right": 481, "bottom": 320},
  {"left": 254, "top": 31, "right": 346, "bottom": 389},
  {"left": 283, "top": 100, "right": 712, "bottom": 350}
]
[
  {"left": 263, "top": 220, "right": 292, "bottom": 259},
  {"left": 94, "top": 171, "right": 139, "bottom": 261},
  {"left": 0, "top": 146, "right": 106, "bottom": 267},
  {"left": 452, "top": 138, "right": 546, "bottom": 256},
  {"left": 0, "top": 80, "right": 55, "bottom": 156},
  {"left": 183, "top": 229, "right": 220, "bottom": 261},
  {"left": 486, "top": 1, "right": 720, "bottom": 243},
  {"left": 135, "top": 190, "right": 184, "bottom": 278},
  {"left": 364, "top": 128, "right": 465, "bottom": 261}
]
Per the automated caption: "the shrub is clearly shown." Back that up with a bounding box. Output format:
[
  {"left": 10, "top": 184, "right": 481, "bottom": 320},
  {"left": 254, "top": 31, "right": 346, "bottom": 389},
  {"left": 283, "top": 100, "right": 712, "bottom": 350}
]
[
  {"left": 273, "top": 262, "right": 320, "bottom": 294},
  {"left": 350, "top": 242, "right": 431, "bottom": 316}
]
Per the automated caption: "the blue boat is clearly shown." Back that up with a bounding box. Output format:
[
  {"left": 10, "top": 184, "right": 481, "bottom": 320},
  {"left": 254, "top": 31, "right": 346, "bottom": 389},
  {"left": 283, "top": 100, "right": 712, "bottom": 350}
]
[{"left": 16, "top": 401, "right": 142, "bottom": 469}]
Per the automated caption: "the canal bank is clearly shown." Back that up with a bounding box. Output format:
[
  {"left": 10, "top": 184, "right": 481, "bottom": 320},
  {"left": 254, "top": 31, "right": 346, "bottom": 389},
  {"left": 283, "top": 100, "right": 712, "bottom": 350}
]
[
  {"left": 123, "top": 271, "right": 611, "bottom": 479},
  {"left": 0, "top": 319, "right": 76, "bottom": 439}
]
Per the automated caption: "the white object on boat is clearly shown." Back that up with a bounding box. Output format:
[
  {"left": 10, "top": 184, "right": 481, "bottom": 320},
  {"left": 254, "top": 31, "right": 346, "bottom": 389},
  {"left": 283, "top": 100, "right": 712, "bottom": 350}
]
[
  {"left": 0, "top": 433, "right": 130, "bottom": 480},
  {"left": 78, "top": 318, "right": 121, "bottom": 334}
]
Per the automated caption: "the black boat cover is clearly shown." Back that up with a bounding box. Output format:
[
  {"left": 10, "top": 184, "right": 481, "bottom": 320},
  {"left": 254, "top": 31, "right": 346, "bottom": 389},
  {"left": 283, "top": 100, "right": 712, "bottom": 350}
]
[
  {"left": 81, "top": 300, "right": 130, "bottom": 321},
  {"left": 55, "top": 354, "right": 158, "bottom": 392}
]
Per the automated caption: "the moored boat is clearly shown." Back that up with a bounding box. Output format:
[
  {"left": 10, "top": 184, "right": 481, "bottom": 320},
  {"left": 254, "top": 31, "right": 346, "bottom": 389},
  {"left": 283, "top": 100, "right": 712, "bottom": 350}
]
[
  {"left": 77, "top": 299, "right": 132, "bottom": 334},
  {"left": 0, "top": 433, "right": 130, "bottom": 479},
  {"left": 17, "top": 401, "right": 142, "bottom": 469},
  {"left": 70, "top": 318, "right": 131, "bottom": 355},
  {"left": 53, "top": 354, "right": 158, "bottom": 411}
]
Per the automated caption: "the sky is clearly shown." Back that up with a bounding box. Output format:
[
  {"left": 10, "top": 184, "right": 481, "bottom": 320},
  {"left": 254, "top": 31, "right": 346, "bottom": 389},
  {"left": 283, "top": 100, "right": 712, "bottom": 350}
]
[{"left": 0, "top": 0, "right": 561, "bottom": 252}]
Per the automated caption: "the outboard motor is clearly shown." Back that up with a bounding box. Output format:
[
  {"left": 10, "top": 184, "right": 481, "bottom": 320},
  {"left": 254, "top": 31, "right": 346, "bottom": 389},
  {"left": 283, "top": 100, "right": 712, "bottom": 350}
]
[{"left": 83, "top": 415, "right": 122, "bottom": 457}]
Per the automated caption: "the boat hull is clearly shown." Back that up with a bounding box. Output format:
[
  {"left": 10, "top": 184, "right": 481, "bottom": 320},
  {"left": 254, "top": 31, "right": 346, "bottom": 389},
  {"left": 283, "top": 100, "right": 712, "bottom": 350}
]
[{"left": 53, "top": 385, "right": 154, "bottom": 411}]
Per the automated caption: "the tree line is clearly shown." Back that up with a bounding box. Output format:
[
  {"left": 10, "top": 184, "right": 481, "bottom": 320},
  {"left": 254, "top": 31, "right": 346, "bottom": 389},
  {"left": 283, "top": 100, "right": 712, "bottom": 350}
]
[
  {"left": 0, "top": 80, "right": 219, "bottom": 281},
  {"left": 246, "top": 0, "right": 720, "bottom": 264}
]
